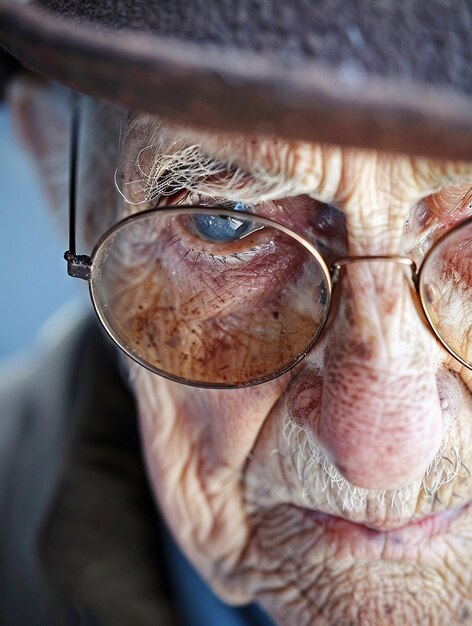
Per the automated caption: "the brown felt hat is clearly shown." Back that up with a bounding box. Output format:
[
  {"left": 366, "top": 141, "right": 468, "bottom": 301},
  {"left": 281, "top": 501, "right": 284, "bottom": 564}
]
[{"left": 1, "top": 0, "right": 472, "bottom": 160}]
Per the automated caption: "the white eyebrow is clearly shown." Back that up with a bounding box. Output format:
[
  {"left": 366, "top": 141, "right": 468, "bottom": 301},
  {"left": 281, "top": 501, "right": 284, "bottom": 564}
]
[{"left": 117, "top": 118, "right": 310, "bottom": 208}]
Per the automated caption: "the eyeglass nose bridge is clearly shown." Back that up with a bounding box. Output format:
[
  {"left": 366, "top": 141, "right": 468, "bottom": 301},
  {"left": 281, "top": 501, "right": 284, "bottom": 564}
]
[
  {"left": 330, "top": 255, "right": 419, "bottom": 286},
  {"left": 317, "top": 255, "right": 422, "bottom": 342}
]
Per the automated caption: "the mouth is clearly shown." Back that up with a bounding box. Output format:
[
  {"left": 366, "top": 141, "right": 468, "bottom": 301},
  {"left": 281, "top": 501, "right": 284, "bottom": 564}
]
[{"left": 298, "top": 503, "right": 472, "bottom": 562}]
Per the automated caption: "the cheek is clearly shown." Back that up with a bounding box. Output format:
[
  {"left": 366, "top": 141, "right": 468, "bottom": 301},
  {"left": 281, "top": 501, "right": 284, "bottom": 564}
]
[
  {"left": 131, "top": 367, "right": 284, "bottom": 597},
  {"left": 174, "top": 382, "right": 287, "bottom": 470},
  {"left": 132, "top": 363, "right": 285, "bottom": 473},
  {"left": 132, "top": 372, "right": 249, "bottom": 579}
]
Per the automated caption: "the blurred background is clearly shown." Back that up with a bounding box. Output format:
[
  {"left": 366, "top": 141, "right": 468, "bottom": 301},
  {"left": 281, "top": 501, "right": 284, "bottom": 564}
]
[{"left": 0, "top": 102, "right": 79, "bottom": 361}]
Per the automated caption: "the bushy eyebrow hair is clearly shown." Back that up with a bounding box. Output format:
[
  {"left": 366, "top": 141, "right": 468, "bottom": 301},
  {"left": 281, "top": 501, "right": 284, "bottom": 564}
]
[{"left": 117, "top": 119, "right": 310, "bottom": 209}]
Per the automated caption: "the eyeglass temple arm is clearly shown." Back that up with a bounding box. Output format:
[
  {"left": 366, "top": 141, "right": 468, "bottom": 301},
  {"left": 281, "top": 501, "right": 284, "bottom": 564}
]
[{"left": 64, "top": 94, "right": 92, "bottom": 281}]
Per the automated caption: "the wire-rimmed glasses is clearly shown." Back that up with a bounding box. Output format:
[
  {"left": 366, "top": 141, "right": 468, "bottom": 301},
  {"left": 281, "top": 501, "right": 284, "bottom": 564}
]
[
  {"left": 66, "top": 203, "right": 472, "bottom": 387},
  {"left": 65, "top": 105, "right": 472, "bottom": 388}
]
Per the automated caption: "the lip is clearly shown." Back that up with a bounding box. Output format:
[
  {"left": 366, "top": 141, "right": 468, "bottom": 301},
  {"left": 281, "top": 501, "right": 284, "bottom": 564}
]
[{"left": 300, "top": 503, "right": 471, "bottom": 562}]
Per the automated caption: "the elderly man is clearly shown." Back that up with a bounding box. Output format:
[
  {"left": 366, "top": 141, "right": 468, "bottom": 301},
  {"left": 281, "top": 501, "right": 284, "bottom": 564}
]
[{"left": 2, "top": 1, "right": 472, "bottom": 625}]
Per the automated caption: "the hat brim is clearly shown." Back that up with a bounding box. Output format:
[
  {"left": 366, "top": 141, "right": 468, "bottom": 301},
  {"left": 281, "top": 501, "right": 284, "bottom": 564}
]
[{"left": 2, "top": 0, "right": 472, "bottom": 160}]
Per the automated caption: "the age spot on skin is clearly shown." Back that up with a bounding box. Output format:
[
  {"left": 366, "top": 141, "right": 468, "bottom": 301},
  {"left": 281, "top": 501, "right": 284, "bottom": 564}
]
[
  {"left": 287, "top": 367, "right": 323, "bottom": 429},
  {"left": 354, "top": 340, "right": 374, "bottom": 360},
  {"left": 460, "top": 607, "right": 470, "bottom": 622}
]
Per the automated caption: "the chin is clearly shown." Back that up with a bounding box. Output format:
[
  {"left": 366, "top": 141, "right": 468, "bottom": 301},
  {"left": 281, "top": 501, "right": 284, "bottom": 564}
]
[{"left": 237, "top": 502, "right": 472, "bottom": 626}]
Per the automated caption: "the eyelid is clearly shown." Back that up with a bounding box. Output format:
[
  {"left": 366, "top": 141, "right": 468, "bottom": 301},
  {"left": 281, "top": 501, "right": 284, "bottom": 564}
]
[{"left": 184, "top": 191, "right": 258, "bottom": 213}]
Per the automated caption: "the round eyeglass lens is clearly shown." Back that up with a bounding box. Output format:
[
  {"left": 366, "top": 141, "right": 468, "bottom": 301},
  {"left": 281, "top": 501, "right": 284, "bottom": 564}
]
[
  {"left": 90, "top": 208, "right": 331, "bottom": 386},
  {"left": 420, "top": 219, "right": 472, "bottom": 368}
]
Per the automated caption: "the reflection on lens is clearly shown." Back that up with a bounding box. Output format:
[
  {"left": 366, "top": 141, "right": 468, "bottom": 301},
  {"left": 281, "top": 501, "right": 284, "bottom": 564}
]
[
  {"left": 90, "top": 208, "right": 331, "bottom": 386},
  {"left": 420, "top": 219, "right": 472, "bottom": 367}
]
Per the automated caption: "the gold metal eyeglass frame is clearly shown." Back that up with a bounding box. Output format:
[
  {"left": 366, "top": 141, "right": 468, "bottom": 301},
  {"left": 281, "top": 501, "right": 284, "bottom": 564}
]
[{"left": 64, "top": 99, "right": 472, "bottom": 388}]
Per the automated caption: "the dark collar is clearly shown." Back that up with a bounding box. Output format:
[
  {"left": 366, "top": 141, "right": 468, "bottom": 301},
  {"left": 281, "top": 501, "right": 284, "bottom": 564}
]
[{"left": 41, "top": 320, "right": 179, "bottom": 626}]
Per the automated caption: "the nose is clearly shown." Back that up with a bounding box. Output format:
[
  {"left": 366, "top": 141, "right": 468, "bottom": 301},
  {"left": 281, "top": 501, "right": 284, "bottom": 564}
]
[{"left": 304, "top": 260, "right": 443, "bottom": 490}]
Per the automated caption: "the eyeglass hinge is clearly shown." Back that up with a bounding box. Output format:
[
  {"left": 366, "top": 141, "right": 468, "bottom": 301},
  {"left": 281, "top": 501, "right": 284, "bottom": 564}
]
[{"left": 64, "top": 251, "right": 92, "bottom": 281}]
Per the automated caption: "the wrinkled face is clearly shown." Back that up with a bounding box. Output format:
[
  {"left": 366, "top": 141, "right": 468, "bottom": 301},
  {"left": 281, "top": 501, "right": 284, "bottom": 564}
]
[{"left": 89, "top": 110, "right": 472, "bottom": 625}]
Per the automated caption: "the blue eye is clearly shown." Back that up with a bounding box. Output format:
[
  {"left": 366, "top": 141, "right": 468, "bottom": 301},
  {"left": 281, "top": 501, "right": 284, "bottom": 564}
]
[{"left": 190, "top": 202, "right": 256, "bottom": 243}]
